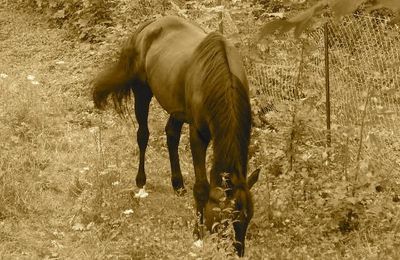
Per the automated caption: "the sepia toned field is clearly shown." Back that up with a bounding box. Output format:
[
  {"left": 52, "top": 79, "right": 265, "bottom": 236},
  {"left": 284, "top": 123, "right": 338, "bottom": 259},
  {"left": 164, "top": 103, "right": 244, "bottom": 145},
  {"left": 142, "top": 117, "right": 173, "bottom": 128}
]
[{"left": 1, "top": 3, "right": 400, "bottom": 259}]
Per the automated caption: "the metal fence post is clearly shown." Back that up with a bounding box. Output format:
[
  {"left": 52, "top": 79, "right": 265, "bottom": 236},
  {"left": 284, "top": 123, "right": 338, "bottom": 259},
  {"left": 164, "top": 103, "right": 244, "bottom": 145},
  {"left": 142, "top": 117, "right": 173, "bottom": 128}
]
[
  {"left": 324, "top": 23, "right": 331, "bottom": 149},
  {"left": 218, "top": 0, "right": 223, "bottom": 33}
]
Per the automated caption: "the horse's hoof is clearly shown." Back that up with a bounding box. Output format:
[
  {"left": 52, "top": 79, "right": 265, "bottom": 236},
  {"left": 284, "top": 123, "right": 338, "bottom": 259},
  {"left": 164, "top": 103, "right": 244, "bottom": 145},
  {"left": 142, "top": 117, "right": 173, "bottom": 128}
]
[
  {"left": 134, "top": 187, "right": 149, "bottom": 198},
  {"left": 135, "top": 175, "right": 146, "bottom": 188},
  {"left": 172, "top": 177, "right": 185, "bottom": 192},
  {"left": 175, "top": 187, "right": 187, "bottom": 196}
]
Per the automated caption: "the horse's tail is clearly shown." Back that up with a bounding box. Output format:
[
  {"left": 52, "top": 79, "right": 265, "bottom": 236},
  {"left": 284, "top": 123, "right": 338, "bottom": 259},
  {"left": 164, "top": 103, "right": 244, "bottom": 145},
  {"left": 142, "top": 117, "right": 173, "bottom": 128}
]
[
  {"left": 92, "top": 53, "right": 135, "bottom": 113},
  {"left": 92, "top": 20, "right": 154, "bottom": 113}
]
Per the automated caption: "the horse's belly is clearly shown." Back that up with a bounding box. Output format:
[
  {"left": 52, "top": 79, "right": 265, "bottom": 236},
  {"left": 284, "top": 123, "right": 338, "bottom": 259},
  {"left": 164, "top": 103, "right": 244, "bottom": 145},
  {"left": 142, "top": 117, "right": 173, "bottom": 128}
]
[
  {"left": 146, "top": 65, "right": 187, "bottom": 120},
  {"left": 154, "top": 86, "right": 186, "bottom": 119}
]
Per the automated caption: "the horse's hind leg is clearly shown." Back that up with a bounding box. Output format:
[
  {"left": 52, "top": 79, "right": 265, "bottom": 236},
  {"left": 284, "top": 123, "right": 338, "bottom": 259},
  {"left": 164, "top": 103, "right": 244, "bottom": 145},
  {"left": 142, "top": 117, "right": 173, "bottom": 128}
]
[
  {"left": 134, "top": 86, "right": 153, "bottom": 188},
  {"left": 165, "top": 116, "right": 185, "bottom": 195}
]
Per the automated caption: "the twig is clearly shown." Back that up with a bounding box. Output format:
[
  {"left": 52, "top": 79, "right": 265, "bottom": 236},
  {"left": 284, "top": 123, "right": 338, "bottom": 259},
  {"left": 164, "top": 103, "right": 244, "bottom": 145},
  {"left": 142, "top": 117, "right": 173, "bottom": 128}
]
[
  {"left": 99, "top": 116, "right": 105, "bottom": 169},
  {"left": 353, "top": 87, "right": 372, "bottom": 195}
]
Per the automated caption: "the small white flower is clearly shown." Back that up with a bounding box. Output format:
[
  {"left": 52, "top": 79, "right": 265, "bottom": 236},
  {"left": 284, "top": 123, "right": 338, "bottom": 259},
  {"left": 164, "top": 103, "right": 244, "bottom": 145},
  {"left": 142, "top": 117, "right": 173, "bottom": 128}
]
[
  {"left": 0, "top": 73, "right": 8, "bottom": 78},
  {"left": 86, "top": 222, "right": 95, "bottom": 230},
  {"left": 193, "top": 240, "right": 203, "bottom": 248},
  {"left": 89, "top": 127, "right": 99, "bottom": 134},
  {"left": 27, "top": 75, "right": 35, "bottom": 81},
  {"left": 51, "top": 240, "right": 63, "bottom": 249},
  {"left": 72, "top": 223, "right": 85, "bottom": 231},
  {"left": 123, "top": 209, "right": 134, "bottom": 215},
  {"left": 31, "top": 80, "right": 40, "bottom": 85},
  {"left": 79, "top": 167, "right": 90, "bottom": 174},
  {"left": 112, "top": 181, "right": 120, "bottom": 186},
  {"left": 56, "top": 60, "right": 65, "bottom": 65}
]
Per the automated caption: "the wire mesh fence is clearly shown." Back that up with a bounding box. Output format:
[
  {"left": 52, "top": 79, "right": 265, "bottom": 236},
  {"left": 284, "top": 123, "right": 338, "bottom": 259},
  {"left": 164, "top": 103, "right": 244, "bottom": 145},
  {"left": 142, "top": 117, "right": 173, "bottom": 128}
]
[{"left": 244, "top": 14, "right": 400, "bottom": 173}]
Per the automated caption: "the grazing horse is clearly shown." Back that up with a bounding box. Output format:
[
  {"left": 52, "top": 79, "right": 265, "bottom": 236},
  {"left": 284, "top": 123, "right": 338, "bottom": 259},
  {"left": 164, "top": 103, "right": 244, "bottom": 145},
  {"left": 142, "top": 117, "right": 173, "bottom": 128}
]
[{"left": 92, "top": 16, "right": 259, "bottom": 256}]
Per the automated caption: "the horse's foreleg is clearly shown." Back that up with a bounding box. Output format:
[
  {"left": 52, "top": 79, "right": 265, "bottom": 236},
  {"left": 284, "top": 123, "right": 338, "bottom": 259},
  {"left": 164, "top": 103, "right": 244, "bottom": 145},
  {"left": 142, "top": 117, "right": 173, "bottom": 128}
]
[
  {"left": 134, "top": 86, "right": 153, "bottom": 188},
  {"left": 165, "top": 116, "right": 185, "bottom": 195},
  {"left": 189, "top": 125, "right": 210, "bottom": 240}
]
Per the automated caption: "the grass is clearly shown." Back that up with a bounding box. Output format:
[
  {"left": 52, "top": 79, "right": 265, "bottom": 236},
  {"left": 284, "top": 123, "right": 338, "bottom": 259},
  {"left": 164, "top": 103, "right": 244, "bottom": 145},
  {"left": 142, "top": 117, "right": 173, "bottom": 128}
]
[{"left": 1, "top": 3, "right": 400, "bottom": 260}]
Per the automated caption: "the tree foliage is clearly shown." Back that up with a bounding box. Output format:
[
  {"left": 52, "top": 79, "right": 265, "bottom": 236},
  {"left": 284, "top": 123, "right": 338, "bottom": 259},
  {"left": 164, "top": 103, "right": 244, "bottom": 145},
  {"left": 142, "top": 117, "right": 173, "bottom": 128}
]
[{"left": 260, "top": 0, "right": 400, "bottom": 38}]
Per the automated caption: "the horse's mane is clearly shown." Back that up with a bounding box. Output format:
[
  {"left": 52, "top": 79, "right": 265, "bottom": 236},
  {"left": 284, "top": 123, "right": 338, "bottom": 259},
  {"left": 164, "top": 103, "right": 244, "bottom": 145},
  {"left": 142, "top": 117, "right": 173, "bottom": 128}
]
[{"left": 192, "top": 32, "right": 251, "bottom": 180}]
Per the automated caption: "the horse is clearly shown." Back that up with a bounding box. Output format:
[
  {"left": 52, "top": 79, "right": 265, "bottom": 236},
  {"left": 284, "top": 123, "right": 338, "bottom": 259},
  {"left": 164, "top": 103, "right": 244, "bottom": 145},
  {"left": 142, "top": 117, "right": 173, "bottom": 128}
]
[{"left": 92, "top": 16, "right": 259, "bottom": 257}]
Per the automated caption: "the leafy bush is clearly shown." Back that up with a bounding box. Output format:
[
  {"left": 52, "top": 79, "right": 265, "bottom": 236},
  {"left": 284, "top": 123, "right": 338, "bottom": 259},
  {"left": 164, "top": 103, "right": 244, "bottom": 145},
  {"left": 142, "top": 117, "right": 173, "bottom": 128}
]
[
  {"left": 14, "top": 0, "right": 115, "bottom": 42},
  {"left": 10, "top": 0, "right": 176, "bottom": 42}
]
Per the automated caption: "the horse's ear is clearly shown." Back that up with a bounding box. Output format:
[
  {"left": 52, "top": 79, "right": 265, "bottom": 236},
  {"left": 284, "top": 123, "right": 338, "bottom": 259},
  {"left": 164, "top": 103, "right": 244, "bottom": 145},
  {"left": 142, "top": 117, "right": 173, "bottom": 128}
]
[{"left": 247, "top": 168, "right": 260, "bottom": 189}]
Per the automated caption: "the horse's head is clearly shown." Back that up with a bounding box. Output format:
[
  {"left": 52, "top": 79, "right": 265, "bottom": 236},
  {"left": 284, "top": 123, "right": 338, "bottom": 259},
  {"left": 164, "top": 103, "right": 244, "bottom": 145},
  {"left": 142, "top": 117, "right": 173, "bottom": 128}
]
[{"left": 204, "top": 168, "right": 260, "bottom": 256}]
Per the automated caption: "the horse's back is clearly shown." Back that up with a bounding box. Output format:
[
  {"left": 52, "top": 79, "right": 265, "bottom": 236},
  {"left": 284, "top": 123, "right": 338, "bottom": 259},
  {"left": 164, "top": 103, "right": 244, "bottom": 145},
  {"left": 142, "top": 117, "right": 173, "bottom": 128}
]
[
  {"left": 138, "top": 17, "right": 206, "bottom": 120},
  {"left": 143, "top": 16, "right": 206, "bottom": 71}
]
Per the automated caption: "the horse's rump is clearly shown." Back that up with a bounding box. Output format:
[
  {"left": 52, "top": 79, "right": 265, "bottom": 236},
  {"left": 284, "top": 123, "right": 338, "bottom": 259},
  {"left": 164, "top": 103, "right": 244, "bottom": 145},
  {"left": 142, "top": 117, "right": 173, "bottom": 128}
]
[{"left": 93, "top": 16, "right": 207, "bottom": 118}]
